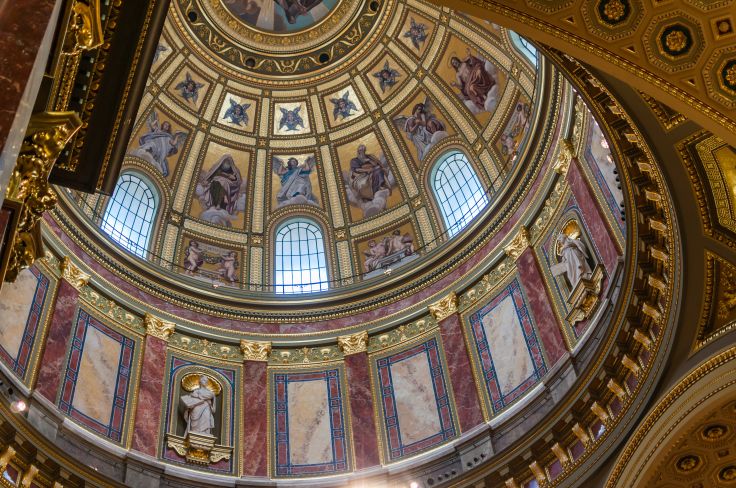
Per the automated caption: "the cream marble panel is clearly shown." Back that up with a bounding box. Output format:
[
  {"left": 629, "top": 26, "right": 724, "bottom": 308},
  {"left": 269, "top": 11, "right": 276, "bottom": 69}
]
[
  {"left": 416, "top": 207, "right": 435, "bottom": 248},
  {"left": 172, "top": 131, "right": 205, "bottom": 212},
  {"left": 251, "top": 149, "right": 267, "bottom": 233},
  {"left": 407, "top": 0, "right": 441, "bottom": 18},
  {"left": 320, "top": 145, "right": 344, "bottom": 227},
  {"left": 0, "top": 269, "right": 38, "bottom": 357},
  {"left": 259, "top": 99, "right": 271, "bottom": 137},
  {"left": 72, "top": 326, "right": 122, "bottom": 425},
  {"left": 422, "top": 25, "right": 445, "bottom": 70},
  {"left": 391, "top": 352, "right": 442, "bottom": 445},
  {"left": 311, "top": 95, "right": 326, "bottom": 133},
  {"left": 249, "top": 247, "right": 263, "bottom": 290},
  {"left": 287, "top": 379, "right": 333, "bottom": 465},
  {"left": 482, "top": 294, "right": 534, "bottom": 395}
]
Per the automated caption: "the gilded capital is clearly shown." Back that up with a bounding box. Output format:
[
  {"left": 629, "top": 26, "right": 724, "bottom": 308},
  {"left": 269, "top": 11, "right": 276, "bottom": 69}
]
[
  {"left": 553, "top": 138, "right": 575, "bottom": 176},
  {"left": 337, "top": 331, "right": 369, "bottom": 355},
  {"left": 504, "top": 226, "right": 531, "bottom": 261},
  {"left": 144, "top": 313, "right": 176, "bottom": 341},
  {"left": 428, "top": 292, "right": 458, "bottom": 322},
  {"left": 59, "top": 256, "right": 90, "bottom": 290},
  {"left": 240, "top": 339, "right": 272, "bottom": 361},
  {"left": 0, "top": 445, "right": 16, "bottom": 471}
]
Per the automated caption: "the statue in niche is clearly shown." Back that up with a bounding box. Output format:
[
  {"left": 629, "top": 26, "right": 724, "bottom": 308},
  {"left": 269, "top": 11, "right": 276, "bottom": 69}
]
[
  {"left": 554, "top": 232, "right": 592, "bottom": 289},
  {"left": 180, "top": 375, "right": 216, "bottom": 436},
  {"left": 167, "top": 373, "right": 232, "bottom": 465}
]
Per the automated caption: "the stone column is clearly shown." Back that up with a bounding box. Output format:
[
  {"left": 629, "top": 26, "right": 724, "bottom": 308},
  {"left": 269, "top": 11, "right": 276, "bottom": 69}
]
[
  {"left": 337, "top": 331, "right": 380, "bottom": 469},
  {"left": 430, "top": 293, "right": 484, "bottom": 430},
  {"left": 504, "top": 228, "right": 568, "bottom": 366},
  {"left": 240, "top": 339, "right": 271, "bottom": 477},
  {"left": 35, "top": 257, "right": 88, "bottom": 401},
  {"left": 131, "top": 314, "right": 175, "bottom": 456}
]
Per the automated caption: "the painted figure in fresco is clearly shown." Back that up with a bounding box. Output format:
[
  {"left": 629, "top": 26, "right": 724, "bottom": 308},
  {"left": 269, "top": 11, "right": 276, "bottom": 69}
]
[
  {"left": 450, "top": 49, "right": 499, "bottom": 114},
  {"left": 393, "top": 98, "right": 448, "bottom": 160},
  {"left": 180, "top": 375, "right": 216, "bottom": 436},
  {"left": 218, "top": 251, "right": 238, "bottom": 283},
  {"left": 174, "top": 72, "right": 205, "bottom": 105},
  {"left": 500, "top": 101, "right": 531, "bottom": 159},
  {"left": 223, "top": 98, "right": 251, "bottom": 126},
  {"left": 345, "top": 144, "right": 395, "bottom": 218},
  {"left": 404, "top": 17, "right": 428, "bottom": 50},
  {"left": 272, "top": 155, "right": 319, "bottom": 207},
  {"left": 278, "top": 105, "right": 305, "bottom": 132},
  {"left": 153, "top": 44, "right": 168, "bottom": 63},
  {"left": 195, "top": 154, "right": 245, "bottom": 227},
  {"left": 363, "top": 230, "right": 415, "bottom": 273},
  {"left": 373, "top": 61, "right": 400, "bottom": 93},
  {"left": 223, "top": 0, "right": 329, "bottom": 30},
  {"left": 555, "top": 233, "right": 592, "bottom": 288},
  {"left": 132, "top": 111, "right": 186, "bottom": 177},
  {"left": 330, "top": 91, "right": 358, "bottom": 121},
  {"left": 184, "top": 240, "right": 205, "bottom": 275}
]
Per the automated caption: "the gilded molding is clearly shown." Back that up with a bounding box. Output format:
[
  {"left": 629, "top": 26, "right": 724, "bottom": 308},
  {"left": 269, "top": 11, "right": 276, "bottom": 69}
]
[
  {"left": 553, "top": 138, "right": 575, "bottom": 176},
  {"left": 428, "top": 292, "right": 459, "bottom": 322},
  {"left": 4, "top": 112, "right": 82, "bottom": 282},
  {"left": 240, "top": 339, "right": 272, "bottom": 362},
  {"left": 337, "top": 331, "right": 369, "bottom": 355},
  {"left": 504, "top": 226, "right": 531, "bottom": 260},
  {"left": 59, "top": 256, "right": 90, "bottom": 290},
  {"left": 144, "top": 313, "right": 176, "bottom": 341},
  {"left": 0, "top": 446, "right": 16, "bottom": 472}
]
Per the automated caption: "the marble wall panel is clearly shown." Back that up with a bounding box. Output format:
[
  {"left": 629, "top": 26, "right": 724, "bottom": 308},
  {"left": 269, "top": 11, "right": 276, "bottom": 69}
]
[
  {"left": 465, "top": 278, "right": 547, "bottom": 414},
  {"left": 0, "top": 266, "right": 52, "bottom": 382},
  {"left": 161, "top": 356, "right": 238, "bottom": 474},
  {"left": 373, "top": 337, "right": 457, "bottom": 462},
  {"left": 58, "top": 310, "right": 136, "bottom": 443},
  {"left": 344, "top": 353, "right": 380, "bottom": 469},
  {"left": 131, "top": 335, "right": 167, "bottom": 456},
  {"left": 271, "top": 368, "right": 351, "bottom": 477},
  {"left": 242, "top": 361, "right": 268, "bottom": 476}
]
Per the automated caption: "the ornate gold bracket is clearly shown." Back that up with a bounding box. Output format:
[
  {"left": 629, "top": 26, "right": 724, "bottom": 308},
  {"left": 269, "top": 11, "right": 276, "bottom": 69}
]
[
  {"left": 59, "top": 256, "right": 90, "bottom": 290},
  {"left": 3, "top": 112, "right": 82, "bottom": 283},
  {"left": 504, "top": 226, "right": 531, "bottom": 261},
  {"left": 144, "top": 314, "right": 176, "bottom": 341},
  {"left": 553, "top": 138, "right": 575, "bottom": 176},
  {"left": 565, "top": 265, "right": 605, "bottom": 324},
  {"left": 337, "top": 331, "right": 369, "bottom": 355},
  {"left": 240, "top": 339, "right": 272, "bottom": 361},
  {"left": 428, "top": 292, "right": 459, "bottom": 322},
  {"left": 166, "top": 433, "right": 232, "bottom": 465}
]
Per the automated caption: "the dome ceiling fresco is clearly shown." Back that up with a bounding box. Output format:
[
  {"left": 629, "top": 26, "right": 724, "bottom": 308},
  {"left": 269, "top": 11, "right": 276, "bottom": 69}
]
[{"left": 69, "top": 0, "right": 542, "bottom": 300}]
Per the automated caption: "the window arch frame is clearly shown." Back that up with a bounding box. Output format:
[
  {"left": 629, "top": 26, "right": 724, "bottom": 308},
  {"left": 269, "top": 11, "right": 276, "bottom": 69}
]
[
  {"left": 272, "top": 217, "right": 330, "bottom": 295},
  {"left": 509, "top": 31, "right": 538, "bottom": 66},
  {"left": 430, "top": 149, "right": 490, "bottom": 239},
  {"left": 100, "top": 171, "right": 160, "bottom": 258}
]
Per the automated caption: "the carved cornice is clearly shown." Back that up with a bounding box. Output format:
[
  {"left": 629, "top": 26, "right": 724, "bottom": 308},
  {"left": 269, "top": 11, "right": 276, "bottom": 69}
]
[
  {"left": 4, "top": 112, "right": 81, "bottom": 282},
  {"left": 337, "top": 331, "right": 369, "bottom": 355},
  {"left": 144, "top": 313, "right": 176, "bottom": 341},
  {"left": 59, "top": 256, "right": 90, "bottom": 290},
  {"left": 504, "top": 226, "right": 531, "bottom": 261},
  {"left": 428, "top": 292, "right": 459, "bottom": 322},
  {"left": 240, "top": 339, "right": 272, "bottom": 362}
]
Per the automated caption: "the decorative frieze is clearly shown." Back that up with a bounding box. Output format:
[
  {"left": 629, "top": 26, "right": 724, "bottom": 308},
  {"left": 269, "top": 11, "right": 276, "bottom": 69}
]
[
  {"left": 428, "top": 292, "right": 458, "bottom": 322},
  {"left": 240, "top": 339, "right": 272, "bottom": 362},
  {"left": 144, "top": 313, "right": 176, "bottom": 341},
  {"left": 337, "top": 331, "right": 369, "bottom": 355},
  {"left": 59, "top": 257, "right": 90, "bottom": 290},
  {"left": 504, "top": 226, "right": 531, "bottom": 261}
]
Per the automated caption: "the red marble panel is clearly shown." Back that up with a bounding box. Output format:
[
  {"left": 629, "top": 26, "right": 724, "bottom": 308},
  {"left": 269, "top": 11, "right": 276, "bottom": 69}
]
[
  {"left": 438, "top": 314, "right": 484, "bottom": 430},
  {"left": 131, "top": 335, "right": 167, "bottom": 456},
  {"left": 35, "top": 279, "right": 78, "bottom": 400},
  {"left": 0, "top": 0, "right": 56, "bottom": 146},
  {"left": 242, "top": 360, "right": 268, "bottom": 476},
  {"left": 344, "top": 353, "right": 380, "bottom": 469},
  {"left": 567, "top": 159, "right": 621, "bottom": 273},
  {"left": 517, "top": 248, "right": 567, "bottom": 366}
]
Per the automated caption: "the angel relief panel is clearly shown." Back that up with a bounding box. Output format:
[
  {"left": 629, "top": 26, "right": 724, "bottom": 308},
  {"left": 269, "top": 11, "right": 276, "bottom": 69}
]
[
  {"left": 357, "top": 222, "right": 418, "bottom": 278},
  {"left": 392, "top": 92, "right": 452, "bottom": 163},
  {"left": 190, "top": 142, "right": 249, "bottom": 229},
  {"left": 323, "top": 87, "right": 364, "bottom": 127},
  {"left": 179, "top": 237, "right": 243, "bottom": 287},
  {"left": 367, "top": 55, "right": 405, "bottom": 100},
  {"left": 337, "top": 133, "right": 401, "bottom": 221},
  {"left": 217, "top": 93, "right": 256, "bottom": 133},
  {"left": 437, "top": 36, "right": 507, "bottom": 125},
  {"left": 270, "top": 154, "right": 321, "bottom": 208},
  {"left": 273, "top": 101, "right": 310, "bottom": 136},
  {"left": 127, "top": 107, "right": 188, "bottom": 179},
  {"left": 397, "top": 12, "right": 433, "bottom": 58}
]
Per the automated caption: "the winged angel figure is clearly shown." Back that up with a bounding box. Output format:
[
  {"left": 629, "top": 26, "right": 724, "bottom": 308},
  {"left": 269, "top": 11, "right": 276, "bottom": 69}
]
[
  {"left": 278, "top": 106, "right": 305, "bottom": 132},
  {"left": 130, "top": 111, "right": 186, "bottom": 177},
  {"left": 272, "top": 155, "right": 319, "bottom": 207},
  {"left": 393, "top": 96, "right": 448, "bottom": 160},
  {"left": 330, "top": 91, "right": 358, "bottom": 121}
]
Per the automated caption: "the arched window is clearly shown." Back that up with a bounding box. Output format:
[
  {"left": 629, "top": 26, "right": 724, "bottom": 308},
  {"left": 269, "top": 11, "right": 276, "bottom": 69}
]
[
  {"left": 431, "top": 151, "right": 489, "bottom": 238},
  {"left": 510, "top": 31, "right": 538, "bottom": 65},
  {"left": 274, "top": 219, "right": 328, "bottom": 294},
  {"left": 101, "top": 173, "right": 158, "bottom": 258}
]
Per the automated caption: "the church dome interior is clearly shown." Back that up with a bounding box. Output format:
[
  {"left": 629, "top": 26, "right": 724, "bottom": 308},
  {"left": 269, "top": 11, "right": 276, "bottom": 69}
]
[{"left": 0, "top": 0, "right": 733, "bottom": 487}]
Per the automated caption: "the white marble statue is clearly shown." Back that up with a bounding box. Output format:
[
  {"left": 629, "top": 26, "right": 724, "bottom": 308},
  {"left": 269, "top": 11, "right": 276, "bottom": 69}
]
[
  {"left": 180, "top": 375, "right": 216, "bottom": 436},
  {"left": 554, "top": 233, "right": 592, "bottom": 288}
]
